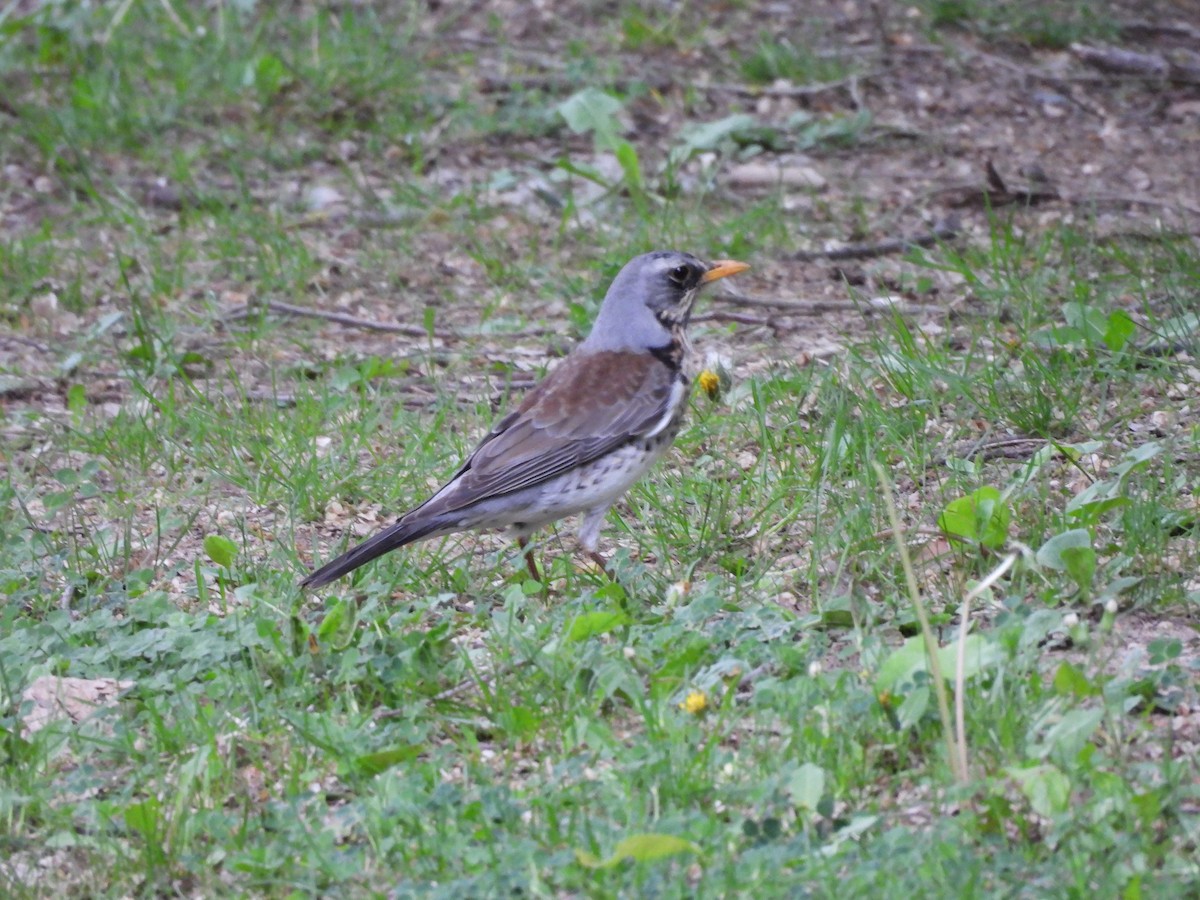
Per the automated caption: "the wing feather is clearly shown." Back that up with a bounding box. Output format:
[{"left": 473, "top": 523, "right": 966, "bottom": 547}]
[{"left": 415, "top": 350, "right": 680, "bottom": 516}]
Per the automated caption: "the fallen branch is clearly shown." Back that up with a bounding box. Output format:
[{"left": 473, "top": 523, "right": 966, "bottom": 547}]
[
  {"left": 692, "top": 310, "right": 776, "bottom": 328},
  {"left": 1071, "top": 42, "right": 1200, "bottom": 84},
  {"left": 0, "top": 334, "right": 51, "bottom": 352},
  {"left": 476, "top": 70, "right": 872, "bottom": 101},
  {"left": 1121, "top": 20, "right": 1200, "bottom": 42},
  {"left": 699, "top": 74, "right": 873, "bottom": 99},
  {"left": 931, "top": 436, "right": 1051, "bottom": 468},
  {"left": 227, "top": 299, "right": 567, "bottom": 342},
  {"left": 1067, "top": 191, "right": 1200, "bottom": 219},
  {"left": 255, "top": 299, "right": 436, "bottom": 337},
  {"left": 791, "top": 220, "right": 960, "bottom": 262},
  {"left": 945, "top": 160, "right": 1060, "bottom": 209},
  {"left": 715, "top": 290, "right": 950, "bottom": 317}
]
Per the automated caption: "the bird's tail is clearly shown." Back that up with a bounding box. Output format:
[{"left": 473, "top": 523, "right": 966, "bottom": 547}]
[{"left": 300, "top": 514, "right": 452, "bottom": 589}]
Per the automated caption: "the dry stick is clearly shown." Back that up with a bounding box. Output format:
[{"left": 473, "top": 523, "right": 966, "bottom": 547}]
[
  {"left": 235, "top": 300, "right": 563, "bottom": 342},
  {"left": 1120, "top": 20, "right": 1200, "bottom": 41},
  {"left": 0, "top": 334, "right": 52, "bottom": 352},
  {"left": 1068, "top": 192, "right": 1200, "bottom": 220},
  {"left": 261, "top": 300, "right": 435, "bottom": 337},
  {"left": 715, "top": 291, "right": 953, "bottom": 317},
  {"left": 1070, "top": 42, "right": 1200, "bottom": 85},
  {"left": 791, "top": 222, "right": 960, "bottom": 262},
  {"left": 699, "top": 74, "right": 872, "bottom": 99},
  {"left": 475, "top": 69, "right": 872, "bottom": 100},
  {"left": 692, "top": 310, "right": 777, "bottom": 328},
  {"left": 716, "top": 292, "right": 865, "bottom": 314},
  {"left": 873, "top": 461, "right": 968, "bottom": 785}
]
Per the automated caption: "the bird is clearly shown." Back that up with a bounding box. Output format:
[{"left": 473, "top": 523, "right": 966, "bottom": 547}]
[{"left": 300, "top": 250, "right": 749, "bottom": 589}]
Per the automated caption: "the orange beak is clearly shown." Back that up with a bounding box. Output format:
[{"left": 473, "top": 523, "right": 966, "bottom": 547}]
[{"left": 702, "top": 259, "right": 750, "bottom": 283}]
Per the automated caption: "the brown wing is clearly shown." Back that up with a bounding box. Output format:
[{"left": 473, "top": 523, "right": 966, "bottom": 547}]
[{"left": 422, "top": 349, "right": 680, "bottom": 514}]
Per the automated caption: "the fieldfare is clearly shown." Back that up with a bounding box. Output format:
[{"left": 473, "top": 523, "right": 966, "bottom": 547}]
[{"left": 300, "top": 250, "right": 749, "bottom": 588}]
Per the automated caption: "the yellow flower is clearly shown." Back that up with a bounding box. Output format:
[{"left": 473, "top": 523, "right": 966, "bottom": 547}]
[
  {"left": 680, "top": 690, "right": 708, "bottom": 715},
  {"left": 697, "top": 369, "right": 721, "bottom": 400}
]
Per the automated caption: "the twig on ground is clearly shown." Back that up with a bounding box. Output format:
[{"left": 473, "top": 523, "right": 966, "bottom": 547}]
[
  {"left": 245, "top": 390, "right": 298, "bottom": 407},
  {"left": 1071, "top": 42, "right": 1200, "bottom": 85},
  {"left": 715, "top": 290, "right": 951, "bottom": 318},
  {"left": 253, "top": 299, "right": 437, "bottom": 337},
  {"left": 226, "top": 300, "right": 564, "bottom": 342},
  {"left": 699, "top": 74, "right": 874, "bottom": 99},
  {"left": 791, "top": 220, "right": 960, "bottom": 262},
  {"left": 932, "top": 437, "right": 1051, "bottom": 467},
  {"left": 692, "top": 310, "right": 777, "bottom": 328},
  {"left": 1068, "top": 192, "right": 1200, "bottom": 219},
  {"left": 0, "top": 334, "right": 52, "bottom": 352},
  {"left": 1138, "top": 340, "right": 1197, "bottom": 359},
  {"left": 1121, "top": 20, "right": 1200, "bottom": 42},
  {"left": 476, "top": 70, "right": 872, "bottom": 101},
  {"left": 944, "top": 160, "right": 1060, "bottom": 208}
]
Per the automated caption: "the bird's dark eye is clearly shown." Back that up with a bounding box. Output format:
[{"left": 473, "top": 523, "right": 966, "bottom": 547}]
[{"left": 668, "top": 264, "right": 691, "bottom": 286}]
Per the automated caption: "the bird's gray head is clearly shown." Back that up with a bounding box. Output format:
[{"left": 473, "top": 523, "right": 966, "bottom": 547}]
[{"left": 581, "top": 250, "right": 749, "bottom": 352}]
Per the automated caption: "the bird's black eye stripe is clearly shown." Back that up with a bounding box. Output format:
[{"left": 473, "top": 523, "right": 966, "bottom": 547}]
[{"left": 668, "top": 264, "right": 691, "bottom": 286}]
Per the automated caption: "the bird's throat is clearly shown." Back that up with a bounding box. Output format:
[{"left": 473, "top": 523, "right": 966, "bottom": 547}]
[{"left": 647, "top": 328, "right": 692, "bottom": 372}]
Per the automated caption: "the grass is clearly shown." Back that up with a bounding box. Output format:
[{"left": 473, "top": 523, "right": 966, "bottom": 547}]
[
  {"left": 3, "top": 1, "right": 1200, "bottom": 897},
  {"left": 915, "top": 0, "right": 1120, "bottom": 47}
]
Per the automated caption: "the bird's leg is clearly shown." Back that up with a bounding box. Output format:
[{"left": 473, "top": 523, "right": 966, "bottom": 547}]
[
  {"left": 586, "top": 549, "right": 615, "bottom": 579},
  {"left": 518, "top": 536, "right": 540, "bottom": 582},
  {"left": 578, "top": 506, "right": 617, "bottom": 580}
]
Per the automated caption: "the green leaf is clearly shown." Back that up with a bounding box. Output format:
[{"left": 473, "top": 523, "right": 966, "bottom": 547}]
[
  {"left": 124, "top": 798, "right": 161, "bottom": 838},
  {"left": 1030, "top": 325, "right": 1085, "bottom": 348},
  {"left": 786, "top": 762, "right": 826, "bottom": 811},
  {"left": 203, "top": 535, "right": 238, "bottom": 568},
  {"left": 876, "top": 634, "right": 1001, "bottom": 697},
  {"left": 555, "top": 156, "right": 615, "bottom": 187},
  {"left": 566, "top": 610, "right": 630, "bottom": 642},
  {"left": 1032, "top": 707, "right": 1103, "bottom": 760},
  {"left": 575, "top": 833, "right": 700, "bottom": 868},
  {"left": 1053, "top": 661, "right": 1099, "bottom": 697},
  {"left": 252, "top": 53, "right": 288, "bottom": 97},
  {"left": 316, "top": 599, "right": 346, "bottom": 640},
  {"left": 1059, "top": 545, "right": 1097, "bottom": 591},
  {"left": 1063, "top": 302, "right": 1109, "bottom": 343},
  {"left": 574, "top": 850, "right": 605, "bottom": 868},
  {"left": 937, "top": 485, "right": 1010, "bottom": 549},
  {"left": 614, "top": 140, "right": 643, "bottom": 190},
  {"left": 1007, "top": 764, "right": 1071, "bottom": 818},
  {"left": 557, "top": 88, "right": 622, "bottom": 147},
  {"left": 670, "top": 113, "right": 757, "bottom": 164},
  {"left": 1148, "top": 638, "right": 1182, "bottom": 665},
  {"left": 1114, "top": 440, "right": 1162, "bottom": 475},
  {"left": 351, "top": 745, "right": 422, "bottom": 777},
  {"left": 1036, "top": 529, "right": 1092, "bottom": 572},
  {"left": 1104, "top": 310, "right": 1136, "bottom": 350},
  {"left": 894, "top": 684, "right": 930, "bottom": 729},
  {"left": 875, "top": 637, "right": 926, "bottom": 695},
  {"left": 1066, "top": 477, "right": 1128, "bottom": 523},
  {"left": 316, "top": 598, "right": 357, "bottom": 648},
  {"left": 504, "top": 705, "right": 541, "bottom": 739}
]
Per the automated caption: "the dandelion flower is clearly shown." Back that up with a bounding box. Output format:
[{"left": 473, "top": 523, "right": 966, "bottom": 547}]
[{"left": 697, "top": 369, "right": 721, "bottom": 400}]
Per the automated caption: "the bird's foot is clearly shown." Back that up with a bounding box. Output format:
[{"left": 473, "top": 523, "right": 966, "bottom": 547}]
[{"left": 581, "top": 550, "right": 616, "bottom": 580}]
